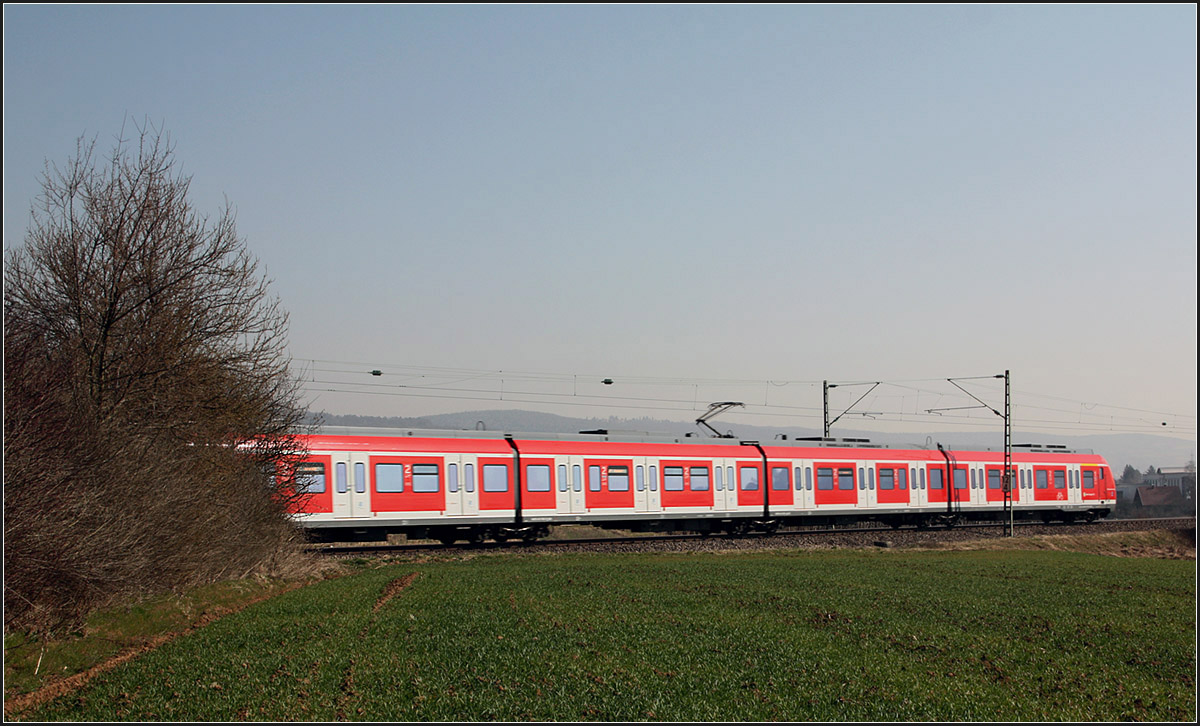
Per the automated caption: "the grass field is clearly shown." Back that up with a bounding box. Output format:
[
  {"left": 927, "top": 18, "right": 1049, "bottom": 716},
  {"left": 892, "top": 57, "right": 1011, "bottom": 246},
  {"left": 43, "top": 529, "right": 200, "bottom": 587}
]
[{"left": 10, "top": 542, "right": 1197, "bottom": 721}]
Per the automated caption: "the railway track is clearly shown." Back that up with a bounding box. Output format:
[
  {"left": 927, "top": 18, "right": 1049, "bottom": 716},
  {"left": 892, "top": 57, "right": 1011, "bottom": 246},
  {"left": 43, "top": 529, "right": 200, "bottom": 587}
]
[{"left": 307, "top": 516, "right": 1195, "bottom": 558}]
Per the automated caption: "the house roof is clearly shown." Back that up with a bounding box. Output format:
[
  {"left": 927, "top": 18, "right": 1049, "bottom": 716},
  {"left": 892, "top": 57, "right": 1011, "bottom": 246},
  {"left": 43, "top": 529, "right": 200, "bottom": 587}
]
[{"left": 1135, "top": 486, "right": 1186, "bottom": 507}]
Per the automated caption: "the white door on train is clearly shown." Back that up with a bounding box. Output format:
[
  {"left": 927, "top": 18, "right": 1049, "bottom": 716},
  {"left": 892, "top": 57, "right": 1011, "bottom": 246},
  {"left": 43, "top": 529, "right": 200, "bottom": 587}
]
[
  {"left": 558, "top": 458, "right": 586, "bottom": 515},
  {"left": 331, "top": 453, "right": 371, "bottom": 519},
  {"left": 444, "top": 456, "right": 464, "bottom": 516},
  {"left": 1069, "top": 466, "right": 1083, "bottom": 506},
  {"left": 634, "top": 460, "right": 650, "bottom": 512},
  {"left": 861, "top": 464, "right": 877, "bottom": 509},
  {"left": 459, "top": 458, "right": 479, "bottom": 517}
]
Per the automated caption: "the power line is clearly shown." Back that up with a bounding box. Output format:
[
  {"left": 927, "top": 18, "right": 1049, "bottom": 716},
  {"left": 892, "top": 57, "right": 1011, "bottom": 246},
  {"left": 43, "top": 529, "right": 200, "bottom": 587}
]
[{"left": 296, "top": 371, "right": 1196, "bottom": 437}]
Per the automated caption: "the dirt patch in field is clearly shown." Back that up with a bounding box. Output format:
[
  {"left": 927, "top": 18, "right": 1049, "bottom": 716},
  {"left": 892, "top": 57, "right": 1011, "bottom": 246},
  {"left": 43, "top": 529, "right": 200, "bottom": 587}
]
[
  {"left": 916, "top": 528, "right": 1195, "bottom": 560},
  {"left": 3, "top": 581, "right": 308, "bottom": 721},
  {"left": 372, "top": 572, "right": 419, "bottom": 613}
]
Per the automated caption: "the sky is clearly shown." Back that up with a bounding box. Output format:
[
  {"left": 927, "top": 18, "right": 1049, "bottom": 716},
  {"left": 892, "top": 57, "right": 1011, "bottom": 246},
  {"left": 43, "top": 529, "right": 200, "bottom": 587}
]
[{"left": 4, "top": 4, "right": 1196, "bottom": 447}]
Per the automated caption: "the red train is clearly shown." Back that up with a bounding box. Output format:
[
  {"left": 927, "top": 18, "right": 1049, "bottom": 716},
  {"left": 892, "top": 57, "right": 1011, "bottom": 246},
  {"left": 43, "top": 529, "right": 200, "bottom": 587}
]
[{"left": 285, "top": 427, "right": 1116, "bottom": 543}]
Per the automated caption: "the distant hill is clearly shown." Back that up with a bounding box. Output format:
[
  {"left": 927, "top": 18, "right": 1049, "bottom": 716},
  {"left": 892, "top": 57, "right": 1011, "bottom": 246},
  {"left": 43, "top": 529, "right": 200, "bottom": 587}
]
[{"left": 307, "top": 409, "right": 1195, "bottom": 476}]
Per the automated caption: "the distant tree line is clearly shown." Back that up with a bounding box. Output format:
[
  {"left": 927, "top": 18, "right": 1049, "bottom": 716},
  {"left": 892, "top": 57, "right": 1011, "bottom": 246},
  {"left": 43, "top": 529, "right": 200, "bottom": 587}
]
[{"left": 4, "top": 125, "right": 312, "bottom": 633}]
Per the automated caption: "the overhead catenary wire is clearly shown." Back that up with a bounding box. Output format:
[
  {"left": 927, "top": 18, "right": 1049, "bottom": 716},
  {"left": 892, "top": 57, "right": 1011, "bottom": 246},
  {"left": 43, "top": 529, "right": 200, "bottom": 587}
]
[{"left": 291, "top": 358, "right": 1196, "bottom": 438}]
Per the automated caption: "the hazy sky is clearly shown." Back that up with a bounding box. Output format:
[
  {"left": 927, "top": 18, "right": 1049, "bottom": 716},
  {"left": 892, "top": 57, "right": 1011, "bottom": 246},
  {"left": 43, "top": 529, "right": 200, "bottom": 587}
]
[{"left": 4, "top": 4, "right": 1196, "bottom": 444}]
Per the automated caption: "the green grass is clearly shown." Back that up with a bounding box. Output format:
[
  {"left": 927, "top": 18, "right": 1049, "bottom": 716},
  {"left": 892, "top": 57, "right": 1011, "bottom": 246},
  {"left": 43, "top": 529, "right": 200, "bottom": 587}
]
[
  {"left": 17, "top": 549, "right": 1196, "bottom": 722},
  {"left": 3, "top": 578, "right": 297, "bottom": 698}
]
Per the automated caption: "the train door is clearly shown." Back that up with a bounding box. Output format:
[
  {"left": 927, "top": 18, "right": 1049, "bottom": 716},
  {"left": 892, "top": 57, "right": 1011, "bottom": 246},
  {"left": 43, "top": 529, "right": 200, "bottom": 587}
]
[
  {"left": 792, "top": 463, "right": 814, "bottom": 512},
  {"left": 909, "top": 464, "right": 927, "bottom": 509},
  {"left": 1019, "top": 466, "right": 1034, "bottom": 506},
  {"left": 859, "top": 464, "right": 877, "bottom": 509},
  {"left": 458, "top": 457, "right": 479, "bottom": 517},
  {"left": 634, "top": 458, "right": 651, "bottom": 512},
  {"left": 1068, "top": 466, "right": 1083, "bottom": 506},
  {"left": 442, "top": 456, "right": 464, "bottom": 516},
  {"left": 969, "top": 465, "right": 986, "bottom": 507},
  {"left": 714, "top": 460, "right": 735, "bottom": 511},
  {"left": 331, "top": 453, "right": 371, "bottom": 519},
  {"left": 556, "top": 457, "right": 587, "bottom": 515}
]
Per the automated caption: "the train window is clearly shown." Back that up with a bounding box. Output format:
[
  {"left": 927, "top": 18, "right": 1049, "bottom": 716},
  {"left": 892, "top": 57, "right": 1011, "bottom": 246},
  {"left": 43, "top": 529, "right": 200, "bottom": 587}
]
[
  {"left": 954, "top": 469, "right": 967, "bottom": 490},
  {"left": 1019, "top": 469, "right": 1026, "bottom": 489},
  {"left": 559, "top": 465, "right": 568, "bottom": 492},
  {"left": 868, "top": 467, "right": 875, "bottom": 491},
  {"left": 412, "top": 464, "right": 439, "bottom": 493},
  {"left": 572, "top": 465, "right": 582, "bottom": 492},
  {"left": 354, "top": 463, "right": 366, "bottom": 494},
  {"left": 1035, "top": 470, "right": 1048, "bottom": 489},
  {"left": 970, "top": 469, "right": 977, "bottom": 489},
  {"left": 296, "top": 462, "right": 326, "bottom": 494},
  {"left": 449, "top": 463, "right": 459, "bottom": 493},
  {"left": 858, "top": 467, "right": 865, "bottom": 490},
  {"left": 920, "top": 468, "right": 926, "bottom": 489},
  {"left": 664, "top": 467, "right": 685, "bottom": 491},
  {"left": 794, "top": 467, "right": 802, "bottom": 491},
  {"left": 650, "top": 466, "right": 658, "bottom": 491},
  {"left": 636, "top": 466, "right": 645, "bottom": 492},
  {"left": 988, "top": 470, "right": 1001, "bottom": 490},
  {"left": 715, "top": 466, "right": 724, "bottom": 491},
  {"left": 692, "top": 467, "right": 711, "bottom": 491},
  {"left": 526, "top": 465, "right": 551, "bottom": 492},
  {"left": 609, "top": 466, "right": 630, "bottom": 491},
  {"left": 817, "top": 468, "right": 834, "bottom": 490},
  {"left": 879, "top": 468, "right": 894, "bottom": 490},
  {"left": 1054, "top": 471, "right": 1065, "bottom": 489},
  {"left": 588, "top": 466, "right": 601, "bottom": 491},
  {"left": 740, "top": 467, "right": 759, "bottom": 491},
  {"left": 771, "top": 467, "right": 788, "bottom": 491},
  {"left": 805, "top": 466, "right": 812, "bottom": 491},
  {"left": 483, "top": 464, "right": 508, "bottom": 492},
  {"left": 336, "top": 462, "right": 348, "bottom": 494},
  {"left": 1083, "top": 471, "right": 1095, "bottom": 489},
  {"left": 465, "top": 463, "right": 475, "bottom": 493},
  {"left": 375, "top": 463, "right": 405, "bottom": 493},
  {"left": 838, "top": 468, "right": 855, "bottom": 491},
  {"left": 929, "top": 469, "right": 944, "bottom": 490},
  {"left": 898, "top": 467, "right": 907, "bottom": 490}
]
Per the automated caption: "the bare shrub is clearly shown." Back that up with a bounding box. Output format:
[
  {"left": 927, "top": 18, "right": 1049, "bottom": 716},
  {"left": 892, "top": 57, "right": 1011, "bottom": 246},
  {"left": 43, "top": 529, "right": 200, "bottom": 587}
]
[{"left": 4, "top": 122, "right": 311, "bottom": 634}]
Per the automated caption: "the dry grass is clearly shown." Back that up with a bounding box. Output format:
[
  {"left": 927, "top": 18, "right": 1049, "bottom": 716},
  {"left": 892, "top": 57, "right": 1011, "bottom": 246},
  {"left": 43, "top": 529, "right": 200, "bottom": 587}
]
[{"left": 914, "top": 528, "right": 1196, "bottom": 560}]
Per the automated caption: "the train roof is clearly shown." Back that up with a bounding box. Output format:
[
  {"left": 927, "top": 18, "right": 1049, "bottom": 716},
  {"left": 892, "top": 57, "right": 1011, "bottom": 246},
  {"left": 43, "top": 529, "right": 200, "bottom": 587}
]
[{"left": 309, "top": 425, "right": 1095, "bottom": 456}]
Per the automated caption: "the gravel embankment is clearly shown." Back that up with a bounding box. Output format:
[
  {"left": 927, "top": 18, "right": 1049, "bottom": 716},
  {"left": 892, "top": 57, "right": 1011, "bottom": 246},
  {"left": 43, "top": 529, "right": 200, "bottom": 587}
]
[{"left": 529, "top": 517, "right": 1195, "bottom": 557}]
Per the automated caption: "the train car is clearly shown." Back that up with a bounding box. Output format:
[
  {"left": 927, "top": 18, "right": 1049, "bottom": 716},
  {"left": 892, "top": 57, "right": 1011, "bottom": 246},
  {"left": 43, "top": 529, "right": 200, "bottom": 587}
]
[{"left": 283, "top": 427, "right": 1116, "bottom": 543}]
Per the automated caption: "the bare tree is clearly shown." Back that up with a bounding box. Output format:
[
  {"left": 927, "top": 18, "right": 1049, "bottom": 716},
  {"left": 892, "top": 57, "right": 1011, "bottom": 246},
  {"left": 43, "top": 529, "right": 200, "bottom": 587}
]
[{"left": 4, "top": 122, "right": 312, "bottom": 633}]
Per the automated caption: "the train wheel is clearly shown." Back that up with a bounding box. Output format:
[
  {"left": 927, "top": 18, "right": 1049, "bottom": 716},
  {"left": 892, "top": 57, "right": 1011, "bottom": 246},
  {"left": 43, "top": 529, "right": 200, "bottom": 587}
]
[
  {"left": 438, "top": 535, "right": 457, "bottom": 546},
  {"left": 467, "top": 529, "right": 484, "bottom": 545}
]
